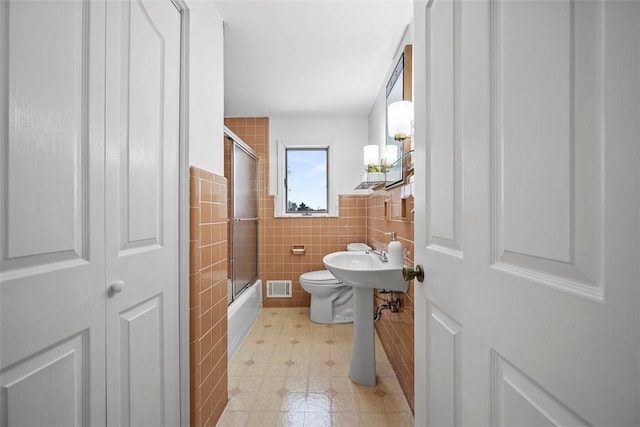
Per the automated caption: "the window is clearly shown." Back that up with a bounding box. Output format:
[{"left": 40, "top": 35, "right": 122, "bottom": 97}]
[
  {"left": 275, "top": 141, "right": 336, "bottom": 217},
  {"left": 285, "top": 147, "right": 328, "bottom": 213}
]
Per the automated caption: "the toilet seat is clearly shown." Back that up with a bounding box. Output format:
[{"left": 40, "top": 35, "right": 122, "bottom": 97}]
[{"left": 300, "top": 270, "right": 342, "bottom": 287}]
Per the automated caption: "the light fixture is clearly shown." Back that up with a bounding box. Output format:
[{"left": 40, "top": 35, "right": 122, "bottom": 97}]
[
  {"left": 387, "top": 100, "right": 414, "bottom": 140},
  {"left": 363, "top": 145, "right": 379, "bottom": 166}
]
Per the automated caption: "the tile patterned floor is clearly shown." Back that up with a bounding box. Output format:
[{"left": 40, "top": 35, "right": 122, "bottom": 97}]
[{"left": 217, "top": 308, "right": 414, "bottom": 427}]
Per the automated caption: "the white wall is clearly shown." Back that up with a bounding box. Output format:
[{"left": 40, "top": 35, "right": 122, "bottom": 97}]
[
  {"left": 179, "top": 3, "right": 225, "bottom": 423},
  {"left": 186, "top": 1, "right": 225, "bottom": 175},
  {"left": 269, "top": 116, "right": 371, "bottom": 199},
  {"left": 183, "top": 9, "right": 416, "bottom": 192}
]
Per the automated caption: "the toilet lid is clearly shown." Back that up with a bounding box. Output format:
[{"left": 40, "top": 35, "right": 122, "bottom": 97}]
[
  {"left": 300, "top": 269, "right": 342, "bottom": 285},
  {"left": 347, "top": 242, "right": 371, "bottom": 251}
]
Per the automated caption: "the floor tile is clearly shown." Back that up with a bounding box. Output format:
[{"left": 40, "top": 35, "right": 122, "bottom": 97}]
[
  {"left": 277, "top": 411, "right": 305, "bottom": 427},
  {"left": 305, "top": 392, "right": 332, "bottom": 412},
  {"left": 360, "top": 412, "right": 392, "bottom": 427},
  {"left": 247, "top": 411, "right": 279, "bottom": 427},
  {"left": 218, "top": 307, "right": 413, "bottom": 426},
  {"left": 280, "top": 392, "right": 307, "bottom": 412},
  {"left": 303, "top": 411, "right": 332, "bottom": 427},
  {"left": 217, "top": 410, "right": 250, "bottom": 427},
  {"left": 331, "top": 412, "right": 360, "bottom": 427}
]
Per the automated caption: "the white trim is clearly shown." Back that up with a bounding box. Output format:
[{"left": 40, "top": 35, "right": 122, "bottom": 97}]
[
  {"left": 172, "top": 1, "right": 190, "bottom": 425},
  {"left": 275, "top": 140, "right": 338, "bottom": 217}
]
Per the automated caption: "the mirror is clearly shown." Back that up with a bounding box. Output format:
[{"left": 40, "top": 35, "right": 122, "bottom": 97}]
[{"left": 385, "top": 45, "right": 412, "bottom": 188}]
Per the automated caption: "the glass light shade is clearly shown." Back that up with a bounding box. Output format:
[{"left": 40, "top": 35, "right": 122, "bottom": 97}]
[
  {"left": 363, "top": 145, "right": 379, "bottom": 165},
  {"left": 385, "top": 144, "right": 398, "bottom": 164},
  {"left": 388, "top": 100, "right": 414, "bottom": 139}
]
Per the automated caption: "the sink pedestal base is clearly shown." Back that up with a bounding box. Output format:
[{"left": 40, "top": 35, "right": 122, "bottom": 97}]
[{"left": 349, "top": 286, "right": 376, "bottom": 386}]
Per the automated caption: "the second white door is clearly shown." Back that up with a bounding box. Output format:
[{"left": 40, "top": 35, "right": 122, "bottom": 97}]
[{"left": 105, "top": 0, "right": 181, "bottom": 425}]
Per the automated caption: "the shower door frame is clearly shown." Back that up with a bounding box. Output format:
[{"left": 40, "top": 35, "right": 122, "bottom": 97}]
[{"left": 224, "top": 127, "right": 259, "bottom": 304}]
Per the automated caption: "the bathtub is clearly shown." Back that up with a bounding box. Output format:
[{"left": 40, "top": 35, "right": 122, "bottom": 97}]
[{"left": 227, "top": 279, "right": 262, "bottom": 360}]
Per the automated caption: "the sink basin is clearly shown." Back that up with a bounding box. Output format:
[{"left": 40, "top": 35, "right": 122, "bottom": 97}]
[
  {"left": 323, "top": 250, "right": 408, "bottom": 386},
  {"left": 323, "top": 251, "right": 408, "bottom": 292}
]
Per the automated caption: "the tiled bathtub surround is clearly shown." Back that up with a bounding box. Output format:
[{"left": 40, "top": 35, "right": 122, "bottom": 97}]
[{"left": 189, "top": 167, "right": 229, "bottom": 427}]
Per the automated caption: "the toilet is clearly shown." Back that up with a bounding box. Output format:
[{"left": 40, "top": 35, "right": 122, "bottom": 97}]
[{"left": 300, "top": 243, "right": 371, "bottom": 324}]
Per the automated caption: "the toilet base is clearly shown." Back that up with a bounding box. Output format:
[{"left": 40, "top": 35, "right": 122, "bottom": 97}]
[{"left": 309, "top": 297, "right": 354, "bottom": 324}]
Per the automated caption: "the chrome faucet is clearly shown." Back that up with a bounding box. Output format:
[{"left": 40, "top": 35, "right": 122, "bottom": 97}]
[{"left": 367, "top": 249, "right": 389, "bottom": 262}]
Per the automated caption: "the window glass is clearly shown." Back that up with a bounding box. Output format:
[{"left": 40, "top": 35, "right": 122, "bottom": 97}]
[{"left": 285, "top": 148, "right": 328, "bottom": 213}]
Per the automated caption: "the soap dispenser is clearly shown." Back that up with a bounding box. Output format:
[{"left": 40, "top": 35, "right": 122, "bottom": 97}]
[{"left": 387, "top": 232, "right": 404, "bottom": 267}]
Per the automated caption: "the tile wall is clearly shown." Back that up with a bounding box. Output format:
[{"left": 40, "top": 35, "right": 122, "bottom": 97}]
[
  {"left": 366, "top": 189, "right": 415, "bottom": 413},
  {"left": 259, "top": 197, "right": 368, "bottom": 307},
  {"left": 224, "top": 118, "right": 367, "bottom": 308},
  {"left": 189, "top": 167, "right": 229, "bottom": 427},
  {"left": 224, "top": 117, "right": 414, "bottom": 413}
]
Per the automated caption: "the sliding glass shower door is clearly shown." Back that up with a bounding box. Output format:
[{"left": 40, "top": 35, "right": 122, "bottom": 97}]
[{"left": 227, "top": 135, "right": 258, "bottom": 303}]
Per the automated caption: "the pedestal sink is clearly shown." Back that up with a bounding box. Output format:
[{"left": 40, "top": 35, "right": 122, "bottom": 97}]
[{"left": 323, "top": 251, "right": 408, "bottom": 386}]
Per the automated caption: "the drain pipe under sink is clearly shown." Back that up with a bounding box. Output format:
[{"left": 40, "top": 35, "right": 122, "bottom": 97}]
[{"left": 373, "top": 291, "right": 401, "bottom": 321}]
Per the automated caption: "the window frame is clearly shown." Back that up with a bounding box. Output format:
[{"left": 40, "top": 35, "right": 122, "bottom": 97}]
[{"left": 276, "top": 141, "right": 336, "bottom": 217}]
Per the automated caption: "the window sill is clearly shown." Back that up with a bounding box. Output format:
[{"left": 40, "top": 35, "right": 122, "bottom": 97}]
[{"left": 275, "top": 213, "right": 338, "bottom": 218}]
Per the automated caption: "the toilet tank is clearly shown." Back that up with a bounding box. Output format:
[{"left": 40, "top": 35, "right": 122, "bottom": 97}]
[{"left": 346, "top": 242, "right": 371, "bottom": 252}]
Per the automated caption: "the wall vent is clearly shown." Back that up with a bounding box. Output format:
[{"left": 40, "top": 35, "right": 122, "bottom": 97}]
[{"left": 266, "top": 280, "right": 292, "bottom": 298}]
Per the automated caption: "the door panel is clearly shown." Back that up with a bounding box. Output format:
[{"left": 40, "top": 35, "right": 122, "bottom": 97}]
[
  {"left": 123, "top": 0, "right": 165, "bottom": 247},
  {"left": 428, "top": 0, "right": 462, "bottom": 255},
  {"left": 3, "top": 0, "right": 88, "bottom": 265},
  {"left": 119, "top": 296, "right": 165, "bottom": 427},
  {"left": 105, "top": 0, "right": 181, "bottom": 424},
  {"left": 230, "top": 141, "right": 259, "bottom": 299},
  {"left": 233, "top": 144, "right": 258, "bottom": 220},
  {"left": 492, "top": 0, "right": 602, "bottom": 297},
  {"left": 491, "top": 353, "right": 589, "bottom": 427},
  {"left": 498, "top": 1, "right": 573, "bottom": 263},
  {"left": 427, "top": 304, "right": 461, "bottom": 426},
  {"left": 2, "top": 333, "right": 87, "bottom": 427},
  {"left": 0, "top": 1, "right": 106, "bottom": 425},
  {"left": 414, "top": 0, "right": 640, "bottom": 425},
  {"left": 232, "top": 219, "right": 258, "bottom": 294}
]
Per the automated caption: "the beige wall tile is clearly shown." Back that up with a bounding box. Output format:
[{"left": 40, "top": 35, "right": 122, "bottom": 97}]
[{"left": 190, "top": 166, "right": 228, "bottom": 427}]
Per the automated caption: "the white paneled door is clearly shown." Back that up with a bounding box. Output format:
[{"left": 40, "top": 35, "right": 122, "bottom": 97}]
[
  {"left": 105, "top": 0, "right": 181, "bottom": 425},
  {"left": 413, "top": 0, "right": 639, "bottom": 425},
  {"left": 0, "top": 1, "right": 181, "bottom": 425},
  {"left": 0, "top": 2, "right": 107, "bottom": 425}
]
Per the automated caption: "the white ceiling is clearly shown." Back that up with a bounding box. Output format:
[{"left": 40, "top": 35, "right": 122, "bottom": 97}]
[{"left": 215, "top": 0, "right": 413, "bottom": 118}]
